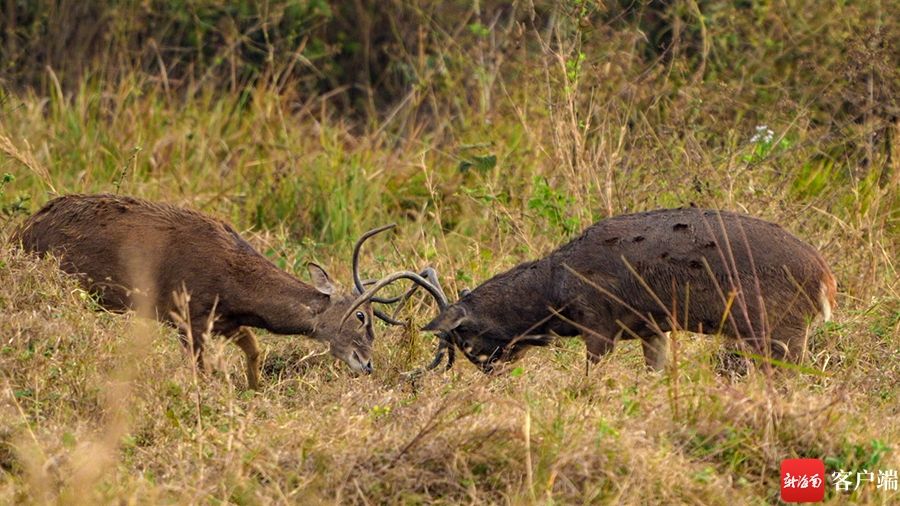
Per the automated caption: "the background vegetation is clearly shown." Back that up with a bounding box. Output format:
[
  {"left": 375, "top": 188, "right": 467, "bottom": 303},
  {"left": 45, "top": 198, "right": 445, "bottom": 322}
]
[{"left": 1, "top": 0, "right": 898, "bottom": 503}]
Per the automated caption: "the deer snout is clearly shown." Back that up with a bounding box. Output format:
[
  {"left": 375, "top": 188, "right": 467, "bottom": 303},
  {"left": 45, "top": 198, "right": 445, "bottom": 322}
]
[
  {"left": 336, "top": 348, "right": 373, "bottom": 375},
  {"left": 353, "top": 350, "right": 374, "bottom": 375}
]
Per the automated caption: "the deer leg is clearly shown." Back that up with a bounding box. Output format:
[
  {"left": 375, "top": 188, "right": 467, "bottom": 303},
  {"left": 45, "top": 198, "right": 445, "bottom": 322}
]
[
  {"left": 584, "top": 331, "right": 617, "bottom": 363},
  {"left": 177, "top": 325, "right": 208, "bottom": 376},
  {"left": 231, "top": 327, "right": 262, "bottom": 390},
  {"left": 641, "top": 332, "right": 669, "bottom": 371},
  {"left": 770, "top": 323, "right": 809, "bottom": 364}
]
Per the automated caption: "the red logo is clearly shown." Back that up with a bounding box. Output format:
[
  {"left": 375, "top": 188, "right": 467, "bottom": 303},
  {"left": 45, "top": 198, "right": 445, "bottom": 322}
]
[{"left": 781, "top": 459, "right": 825, "bottom": 503}]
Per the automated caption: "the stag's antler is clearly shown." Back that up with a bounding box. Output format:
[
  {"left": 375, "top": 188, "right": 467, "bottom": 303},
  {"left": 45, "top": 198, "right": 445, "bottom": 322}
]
[
  {"left": 343, "top": 266, "right": 456, "bottom": 370},
  {"left": 342, "top": 269, "right": 448, "bottom": 323},
  {"left": 424, "top": 332, "right": 456, "bottom": 371},
  {"left": 351, "top": 224, "right": 435, "bottom": 325},
  {"left": 352, "top": 224, "right": 401, "bottom": 305}
]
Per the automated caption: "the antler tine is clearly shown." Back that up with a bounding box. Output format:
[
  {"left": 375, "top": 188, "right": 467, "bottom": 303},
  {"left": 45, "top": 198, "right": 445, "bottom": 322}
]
[
  {"left": 446, "top": 343, "right": 456, "bottom": 369},
  {"left": 351, "top": 223, "right": 397, "bottom": 302},
  {"left": 362, "top": 267, "right": 447, "bottom": 325},
  {"left": 371, "top": 284, "right": 418, "bottom": 325},
  {"left": 414, "top": 268, "right": 455, "bottom": 371},
  {"left": 359, "top": 278, "right": 406, "bottom": 304},
  {"left": 419, "top": 267, "right": 448, "bottom": 302},
  {"left": 364, "top": 266, "right": 447, "bottom": 305},
  {"left": 424, "top": 332, "right": 456, "bottom": 371},
  {"left": 340, "top": 270, "right": 449, "bottom": 328},
  {"left": 425, "top": 340, "right": 448, "bottom": 370},
  {"left": 374, "top": 308, "right": 405, "bottom": 326}
]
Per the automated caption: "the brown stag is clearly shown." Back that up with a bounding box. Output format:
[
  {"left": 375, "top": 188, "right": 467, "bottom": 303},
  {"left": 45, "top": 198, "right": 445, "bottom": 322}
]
[{"left": 14, "top": 193, "right": 418, "bottom": 389}]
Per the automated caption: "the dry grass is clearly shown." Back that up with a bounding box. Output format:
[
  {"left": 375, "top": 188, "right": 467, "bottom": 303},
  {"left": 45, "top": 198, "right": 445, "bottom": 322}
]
[
  {"left": 1, "top": 1, "right": 899, "bottom": 503},
  {"left": 0, "top": 233, "right": 896, "bottom": 504}
]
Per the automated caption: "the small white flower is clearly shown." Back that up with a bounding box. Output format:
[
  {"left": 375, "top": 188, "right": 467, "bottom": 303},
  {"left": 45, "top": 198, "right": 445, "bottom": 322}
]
[{"left": 750, "top": 125, "right": 775, "bottom": 144}]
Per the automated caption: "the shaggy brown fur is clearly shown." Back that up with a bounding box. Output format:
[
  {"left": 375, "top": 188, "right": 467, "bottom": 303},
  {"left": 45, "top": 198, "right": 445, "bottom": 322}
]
[
  {"left": 424, "top": 208, "right": 837, "bottom": 373},
  {"left": 14, "top": 194, "right": 386, "bottom": 389}
]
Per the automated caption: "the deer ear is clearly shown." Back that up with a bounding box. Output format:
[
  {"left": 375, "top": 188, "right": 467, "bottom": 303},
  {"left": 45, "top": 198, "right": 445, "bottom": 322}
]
[
  {"left": 307, "top": 263, "right": 335, "bottom": 296},
  {"left": 422, "top": 305, "right": 467, "bottom": 332}
]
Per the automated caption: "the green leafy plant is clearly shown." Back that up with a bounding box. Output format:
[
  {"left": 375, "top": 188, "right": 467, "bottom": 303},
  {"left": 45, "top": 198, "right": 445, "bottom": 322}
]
[
  {"left": 528, "top": 176, "right": 578, "bottom": 235},
  {"left": 742, "top": 125, "right": 791, "bottom": 164},
  {"left": 0, "top": 173, "right": 29, "bottom": 218}
]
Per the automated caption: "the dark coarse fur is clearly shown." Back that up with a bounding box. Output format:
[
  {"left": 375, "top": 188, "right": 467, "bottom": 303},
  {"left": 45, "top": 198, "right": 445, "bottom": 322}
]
[
  {"left": 424, "top": 208, "right": 838, "bottom": 373},
  {"left": 14, "top": 194, "right": 382, "bottom": 389}
]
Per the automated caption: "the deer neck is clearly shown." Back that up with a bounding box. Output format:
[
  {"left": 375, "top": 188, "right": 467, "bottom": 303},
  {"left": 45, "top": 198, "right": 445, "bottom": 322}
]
[
  {"left": 475, "top": 259, "right": 567, "bottom": 334},
  {"left": 229, "top": 257, "right": 328, "bottom": 336}
]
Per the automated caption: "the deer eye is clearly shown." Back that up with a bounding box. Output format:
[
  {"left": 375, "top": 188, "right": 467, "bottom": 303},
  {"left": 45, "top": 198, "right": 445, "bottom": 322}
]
[{"left": 355, "top": 311, "right": 366, "bottom": 323}]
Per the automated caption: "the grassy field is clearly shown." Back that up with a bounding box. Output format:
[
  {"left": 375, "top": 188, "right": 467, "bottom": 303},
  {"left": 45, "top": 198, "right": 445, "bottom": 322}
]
[{"left": 1, "top": 1, "right": 899, "bottom": 504}]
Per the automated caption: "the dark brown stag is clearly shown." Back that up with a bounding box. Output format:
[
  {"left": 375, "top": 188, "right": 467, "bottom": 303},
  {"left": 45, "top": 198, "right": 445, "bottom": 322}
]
[
  {"left": 14, "top": 194, "right": 416, "bottom": 389},
  {"left": 353, "top": 208, "right": 838, "bottom": 374}
]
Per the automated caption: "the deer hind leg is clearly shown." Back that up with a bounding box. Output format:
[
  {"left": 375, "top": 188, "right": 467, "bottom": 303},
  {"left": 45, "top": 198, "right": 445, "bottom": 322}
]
[
  {"left": 232, "top": 327, "right": 262, "bottom": 390},
  {"left": 641, "top": 332, "right": 669, "bottom": 371}
]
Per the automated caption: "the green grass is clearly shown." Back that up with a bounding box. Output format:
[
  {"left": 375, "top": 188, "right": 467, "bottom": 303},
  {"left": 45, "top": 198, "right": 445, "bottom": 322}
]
[{"left": 1, "top": 1, "right": 899, "bottom": 503}]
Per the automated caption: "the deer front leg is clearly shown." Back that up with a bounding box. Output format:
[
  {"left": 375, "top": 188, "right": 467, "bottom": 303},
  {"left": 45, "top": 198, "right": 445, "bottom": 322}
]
[
  {"left": 641, "top": 332, "right": 669, "bottom": 371},
  {"left": 583, "top": 330, "right": 617, "bottom": 363},
  {"left": 231, "top": 327, "right": 262, "bottom": 390},
  {"left": 570, "top": 304, "right": 621, "bottom": 364},
  {"left": 178, "top": 325, "right": 208, "bottom": 376}
]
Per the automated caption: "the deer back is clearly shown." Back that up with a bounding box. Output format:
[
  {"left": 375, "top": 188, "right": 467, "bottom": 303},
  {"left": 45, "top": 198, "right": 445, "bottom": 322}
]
[{"left": 15, "top": 194, "right": 283, "bottom": 321}]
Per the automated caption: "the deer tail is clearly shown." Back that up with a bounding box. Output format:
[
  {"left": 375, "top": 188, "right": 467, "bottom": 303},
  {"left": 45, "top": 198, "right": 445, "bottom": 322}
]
[{"left": 819, "top": 271, "right": 837, "bottom": 322}]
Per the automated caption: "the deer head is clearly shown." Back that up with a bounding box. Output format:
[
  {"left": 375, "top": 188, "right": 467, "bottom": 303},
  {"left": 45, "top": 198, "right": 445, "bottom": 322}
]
[
  {"left": 311, "top": 223, "right": 418, "bottom": 374},
  {"left": 304, "top": 262, "right": 378, "bottom": 374},
  {"left": 422, "top": 296, "right": 553, "bottom": 374}
]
